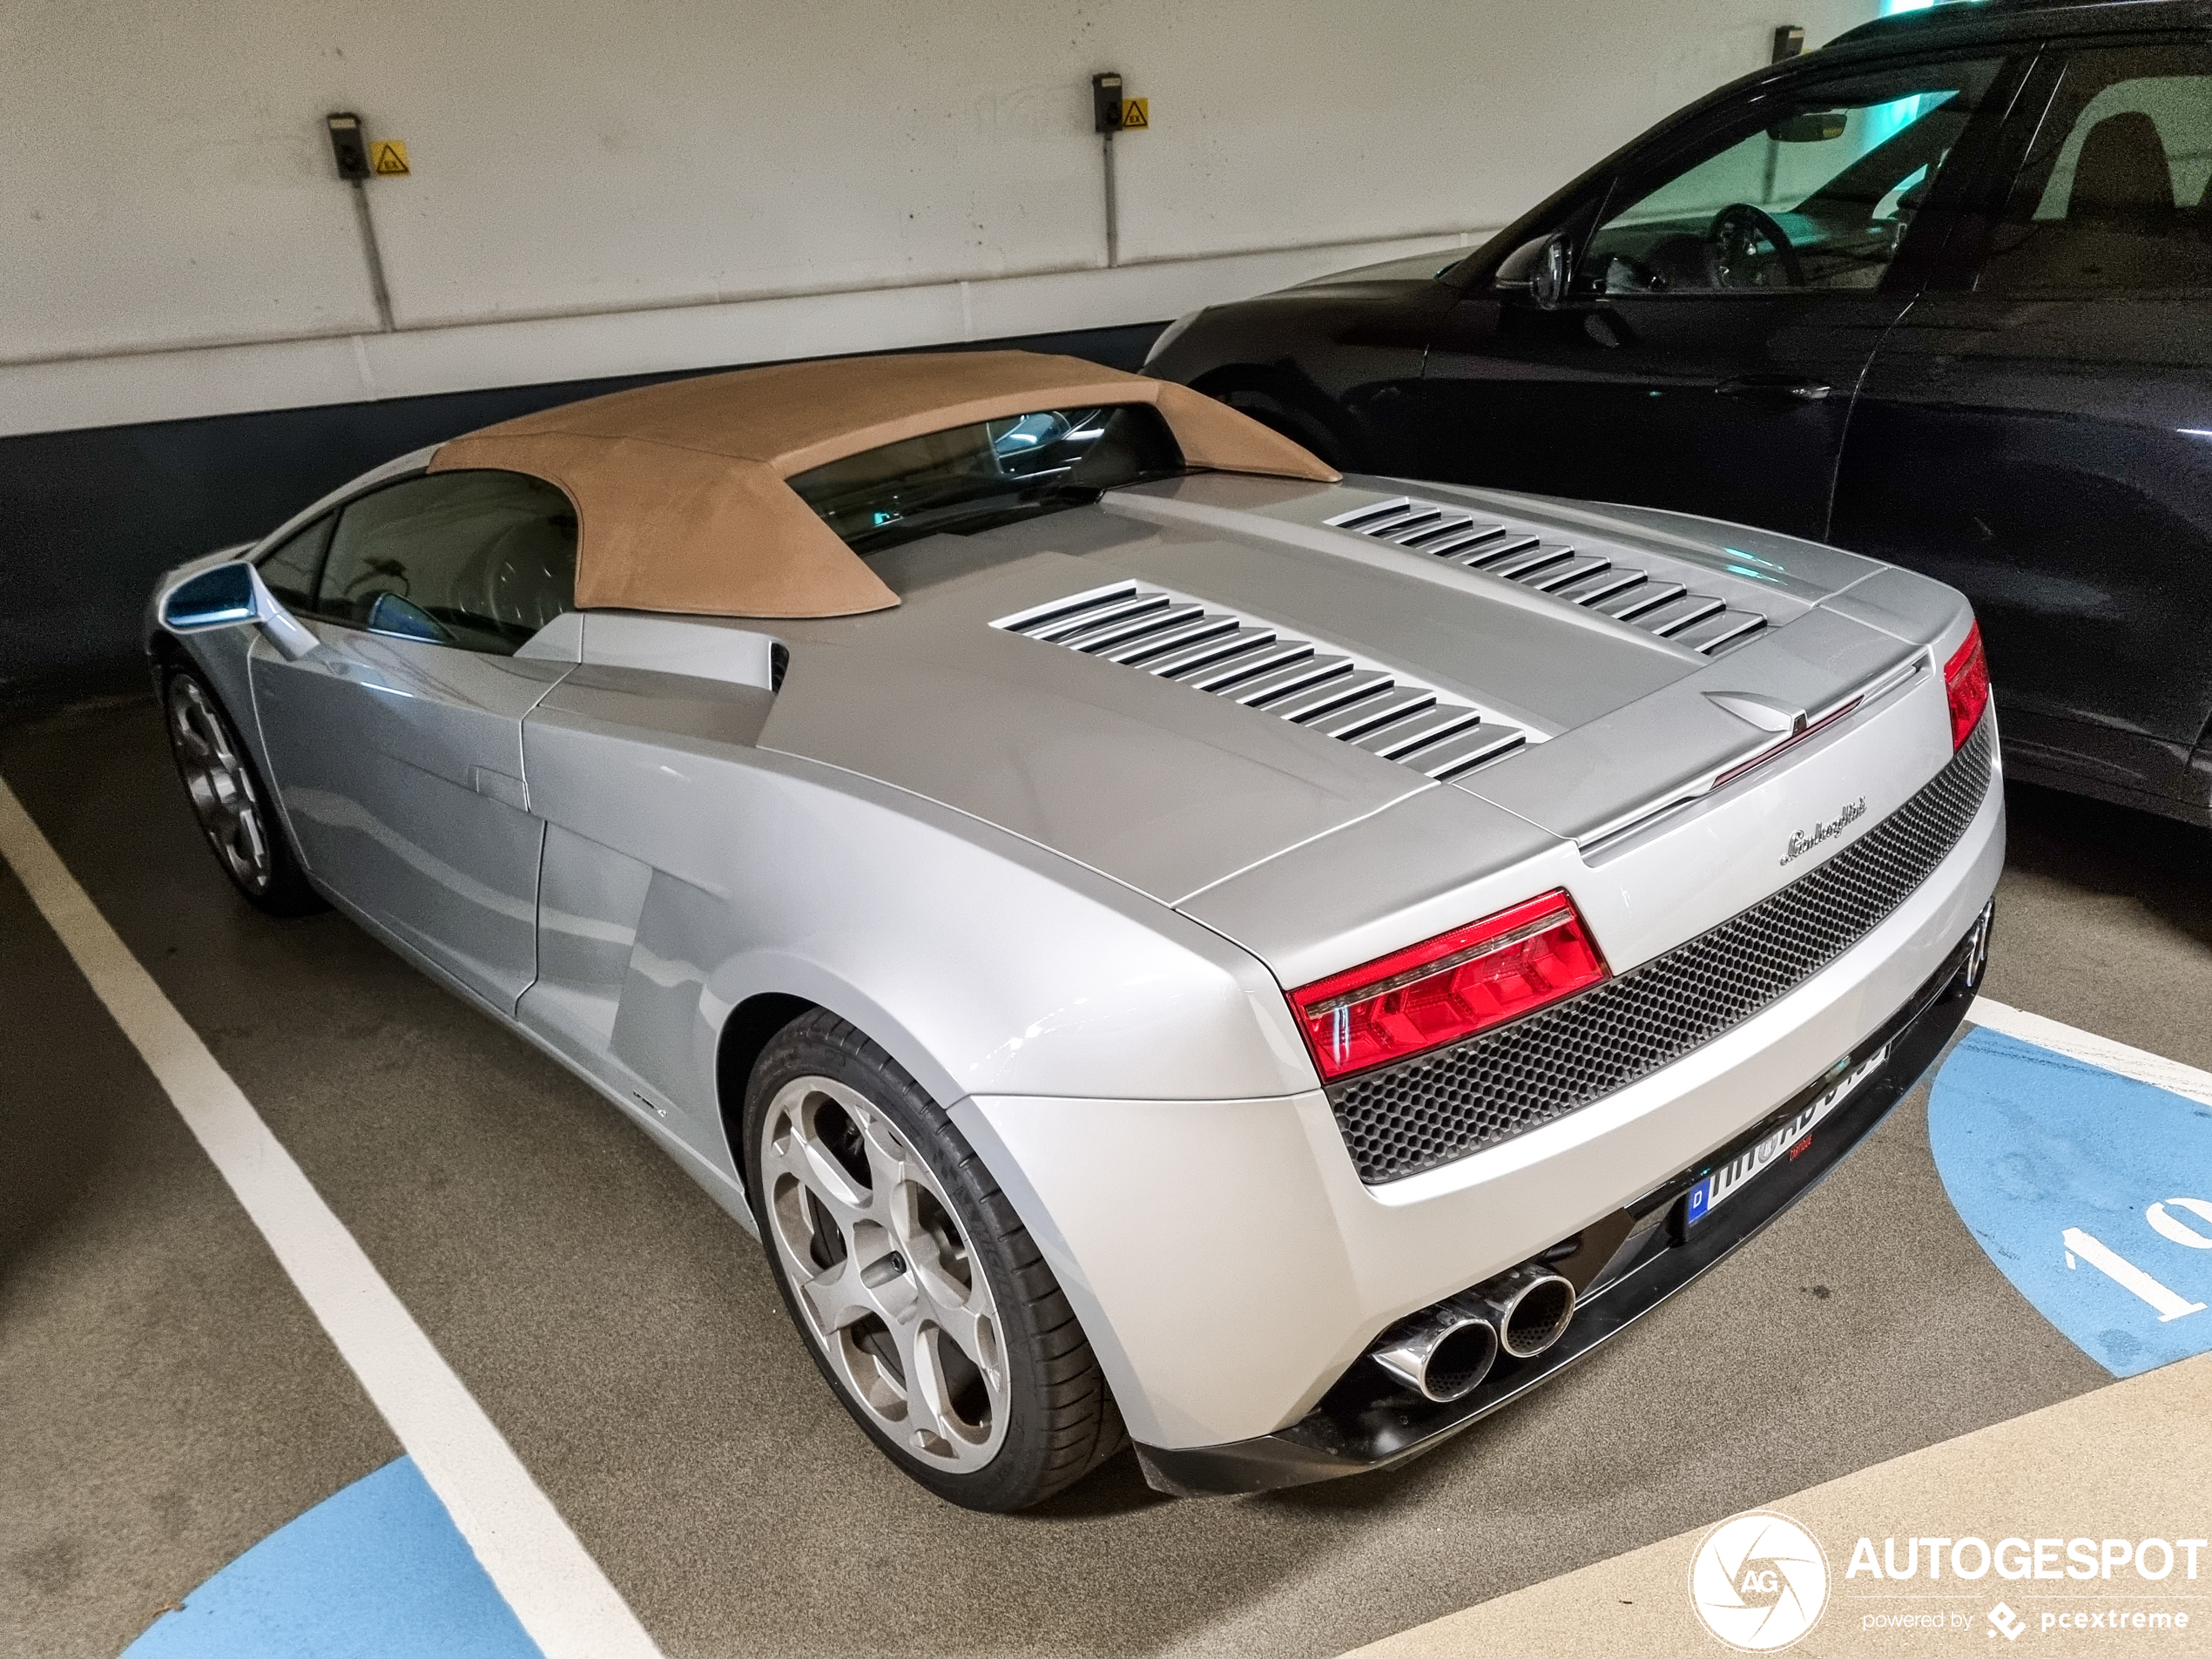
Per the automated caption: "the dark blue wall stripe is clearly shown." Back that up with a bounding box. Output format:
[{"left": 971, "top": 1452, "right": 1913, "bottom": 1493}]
[{"left": 0, "top": 322, "right": 1164, "bottom": 708}]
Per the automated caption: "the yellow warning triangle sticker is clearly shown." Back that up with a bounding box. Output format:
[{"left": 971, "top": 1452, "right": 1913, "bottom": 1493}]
[
  {"left": 1120, "top": 98, "right": 1149, "bottom": 129},
  {"left": 371, "top": 140, "right": 410, "bottom": 176}
]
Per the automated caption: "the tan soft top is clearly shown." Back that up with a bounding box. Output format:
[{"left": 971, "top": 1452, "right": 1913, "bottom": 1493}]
[{"left": 430, "top": 350, "right": 1339, "bottom": 618}]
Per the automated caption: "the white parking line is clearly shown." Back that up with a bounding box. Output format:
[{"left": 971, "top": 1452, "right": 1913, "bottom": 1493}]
[
  {"left": 1969, "top": 995, "right": 2212, "bottom": 1108},
  {"left": 0, "top": 779, "right": 660, "bottom": 1659}
]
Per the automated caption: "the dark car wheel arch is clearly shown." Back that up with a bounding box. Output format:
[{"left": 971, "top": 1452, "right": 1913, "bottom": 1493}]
[{"left": 1190, "top": 367, "right": 1366, "bottom": 472}]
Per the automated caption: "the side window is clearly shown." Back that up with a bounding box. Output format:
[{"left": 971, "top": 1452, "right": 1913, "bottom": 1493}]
[
  {"left": 315, "top": 471, "right": 577, "bottom": 655},
  {"left": 255, "top": 514, "right": 334, "bottom": 612},
  {"left": 1975, "top": 43, "right": 2212, "bottom": 294},
  {"left": 1582, "top": 57, "right": 2002, "bottom": 295}
]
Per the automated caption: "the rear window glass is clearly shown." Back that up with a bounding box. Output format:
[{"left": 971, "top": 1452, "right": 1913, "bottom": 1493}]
[
  {"left": 789, "top": 403, "right": 1183, "bottom": 555},
  {"left": 1977, "top": 44, "right": 2212, "bottom": 294}
]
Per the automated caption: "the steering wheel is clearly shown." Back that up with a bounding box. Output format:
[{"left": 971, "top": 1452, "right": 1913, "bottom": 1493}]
[{"left": 1705, "top": 203, "right": 1804, "bottom": 289}]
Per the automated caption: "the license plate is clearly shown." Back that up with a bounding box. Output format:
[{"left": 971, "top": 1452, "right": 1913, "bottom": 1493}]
[{"left": 1685, "top": 1042, "right": 1891, "bottom": 1227}]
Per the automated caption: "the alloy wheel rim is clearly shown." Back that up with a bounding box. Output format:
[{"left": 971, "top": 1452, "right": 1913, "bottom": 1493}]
[
  {"left": 167, "top": 678, "right": 273, "bottom": 894},
  {"left": 760, "top": 1075, "right": 1009, "bottom": 1473}
]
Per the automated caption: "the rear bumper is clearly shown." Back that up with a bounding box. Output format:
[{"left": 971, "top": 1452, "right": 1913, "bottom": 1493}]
[
  {"left": 959, "top": 719, "right": 2002, "bottom": 1461},
  {"left": 1132, "top": 907, "right": 1989, "bottom": 1496}
]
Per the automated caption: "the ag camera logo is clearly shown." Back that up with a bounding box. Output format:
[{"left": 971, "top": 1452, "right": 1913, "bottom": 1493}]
[{"left": 1689, "top": 1509, "right": 1831, "bottom": 1650}]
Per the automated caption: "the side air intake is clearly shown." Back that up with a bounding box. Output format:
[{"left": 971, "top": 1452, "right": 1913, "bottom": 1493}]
[
  {"left": 993, "top": 583, "right": 1539, "bottom": 780},
  {"left": 1327, "top": 496, "right": 1769, "bottom": 656}
]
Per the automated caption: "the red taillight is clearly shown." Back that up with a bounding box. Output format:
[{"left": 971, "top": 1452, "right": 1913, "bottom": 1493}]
[
  {"left": 1289, "top": 891, "right": 1609, "bottom": 1082},
  {"left": 1943, "top": 621, "right": 1991, "bottom": 750}
]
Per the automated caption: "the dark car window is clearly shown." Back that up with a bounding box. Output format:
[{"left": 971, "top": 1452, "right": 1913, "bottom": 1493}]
[
  {"left": 255, "top": 513, "right": 335, "bottom": 612},
  {"left": 790, "top": 403, "right": 1184, "bottom": 555},
  {"left": 1583, "top": 57, "right": 2003, "bottom": 295},
  {"left": 1975, "top": 42, "right": 2212, "bottom": 294},
  {"left": 314, "top": 471, "right": 577, "bottom": 654}
]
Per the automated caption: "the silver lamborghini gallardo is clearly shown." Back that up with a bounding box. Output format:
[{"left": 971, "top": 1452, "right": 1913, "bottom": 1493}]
[{"left": 147, "top": 351, "right": 2000, "bottom": 1511}]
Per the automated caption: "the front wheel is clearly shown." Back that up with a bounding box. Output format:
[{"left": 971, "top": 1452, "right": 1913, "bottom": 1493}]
[
  {"left": 162, "top": 668, "right": 324, "bottom": 916},
  {"left": 746, "top": 1009, "right": 1123, "bottom": 1510}
]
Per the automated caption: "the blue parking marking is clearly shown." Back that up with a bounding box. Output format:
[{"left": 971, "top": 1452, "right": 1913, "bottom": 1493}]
[
  {"left": 1929, "top": 1026, "right": 2212, "bottom": 1378},
  {"left": 125, "top": 1456, "right": 540, "bottom": 1659}
]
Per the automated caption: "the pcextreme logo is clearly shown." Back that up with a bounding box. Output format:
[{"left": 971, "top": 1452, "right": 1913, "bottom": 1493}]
[{"left": 1689, "top": 1509, "right": 1831, "bottom": 1651}]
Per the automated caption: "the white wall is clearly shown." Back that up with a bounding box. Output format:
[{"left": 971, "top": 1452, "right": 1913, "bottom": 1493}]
[{"left": 0, "top": 0, "right": 1878, "bottom": 435}]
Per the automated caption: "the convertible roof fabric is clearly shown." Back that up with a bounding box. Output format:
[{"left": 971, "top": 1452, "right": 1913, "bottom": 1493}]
[{"left": 429, "top": 350, "right": 1339, "bottom": 619}]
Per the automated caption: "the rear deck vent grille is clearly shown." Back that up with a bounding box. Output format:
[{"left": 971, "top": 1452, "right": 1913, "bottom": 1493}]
[
  {"left": 993, "top": 583, "right": 1538, "bottom": 779},
  {"left": 1326, "top": 496, "right": 1769, "bottom": 656}
]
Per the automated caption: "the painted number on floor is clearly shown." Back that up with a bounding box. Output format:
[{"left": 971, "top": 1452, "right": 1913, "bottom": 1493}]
[
  {"left": 1929, "top": 1027, "right": 2212, "bottom": 1376},
  {"left": 2063, "top": 1222, "right": 2205, "bottom": 1322}
]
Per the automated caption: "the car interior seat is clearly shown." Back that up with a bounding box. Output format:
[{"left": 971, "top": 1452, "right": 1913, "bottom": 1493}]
[
  {"left": 1985, "top": 109, "right": 2212, "bottom": 289},
  {"left": 2067, "top": 111, "right": 2177, "bottom": 222}
]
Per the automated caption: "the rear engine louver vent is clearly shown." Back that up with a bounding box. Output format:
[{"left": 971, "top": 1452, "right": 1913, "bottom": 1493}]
[
  {"left": 1327, "top": 497, "right": 1768, "bottom": 656},
  {"left": 993, "top": 583, "right": 1537, "bottom": 779}
]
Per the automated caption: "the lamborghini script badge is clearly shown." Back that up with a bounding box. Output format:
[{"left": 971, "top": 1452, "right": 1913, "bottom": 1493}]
[{"left": 1780, "top": 799, "right": 1865, "bottom": 867}]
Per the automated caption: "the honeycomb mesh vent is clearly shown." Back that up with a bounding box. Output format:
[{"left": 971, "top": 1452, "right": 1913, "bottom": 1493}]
[{"left": 1328, "top": 719, "right": 1995, "bottom": 1185}]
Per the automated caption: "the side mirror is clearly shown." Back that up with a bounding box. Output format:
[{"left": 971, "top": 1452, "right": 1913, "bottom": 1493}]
[
  {"left": 1493, "top": 232, "right": 1573, "bottom": 310},
  {"left": 158, "top": 560, "right": 319, "bottom": 660}
]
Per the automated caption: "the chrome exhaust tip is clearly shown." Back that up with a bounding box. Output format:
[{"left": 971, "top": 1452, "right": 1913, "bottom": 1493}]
[
  {"left": 1481, "top": 1264, "right": 1577, "bottom": 1358},
  {"left": 1369, "top": 1305, "right": 1501, "bottom": 1402}
]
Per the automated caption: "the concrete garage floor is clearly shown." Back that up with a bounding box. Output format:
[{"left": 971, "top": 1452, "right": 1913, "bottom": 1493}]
[{"left": 3, "top": 695, "right": 2207, "bottom": 1658}]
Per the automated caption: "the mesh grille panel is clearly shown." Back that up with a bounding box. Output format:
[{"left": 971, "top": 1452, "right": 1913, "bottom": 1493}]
[{"left": 1328, "top": 720, "right": 1995, "bottom": 1184}]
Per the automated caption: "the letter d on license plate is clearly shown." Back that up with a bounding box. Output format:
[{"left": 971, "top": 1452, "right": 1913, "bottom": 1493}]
[{"left": 1686, "top": 1043, "right": 1889, "bottom": 1227}]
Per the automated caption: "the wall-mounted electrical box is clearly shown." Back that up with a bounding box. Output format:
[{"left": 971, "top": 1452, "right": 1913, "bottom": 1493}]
[
  {"left": 327, "top": 112, "right": 410, "bottom": 181},
  {"left": 326, "top": 112, "right": 371, "bottom": 180},
  {"left": 1091, "top": 72, "right": 1123, "bottom": 135}
]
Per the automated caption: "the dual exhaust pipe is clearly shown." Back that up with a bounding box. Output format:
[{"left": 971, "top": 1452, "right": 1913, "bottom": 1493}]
[{"left": 1369, "top": 1263, "right": 1578, "bottom": 1403}]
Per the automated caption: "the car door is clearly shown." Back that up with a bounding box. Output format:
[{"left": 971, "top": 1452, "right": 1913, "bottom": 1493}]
[
  {"left": 1834, "top": 34, "right": 2212, "bottom": 819},
  {"left": 249, "top": 469, "right": 581, "bottom": 1009},
  {"left": 1415, "top": 51, "right": 2017, "bottom": 543}
]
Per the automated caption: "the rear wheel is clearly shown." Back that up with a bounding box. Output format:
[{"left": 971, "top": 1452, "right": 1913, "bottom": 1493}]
[
  {"left": 746, "top": 1009, "right": 1123, "bottom": 1510},
  {"left": 162, "top": 668, "right": 323, "bottom": 916}
]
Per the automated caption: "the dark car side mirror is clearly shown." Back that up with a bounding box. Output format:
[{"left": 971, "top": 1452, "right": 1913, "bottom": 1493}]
[
  {"left": 158, "top": 560, "right": 319, "bottom": 660},
  {"left": 1493, "top": 232, "right": 1573, "bottom": 310}
]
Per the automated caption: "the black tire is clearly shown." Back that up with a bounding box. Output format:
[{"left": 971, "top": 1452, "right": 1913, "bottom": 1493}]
[
  {"left": 161, "top": 666, "right": 325, "bottom": 917},
  {"left": 745, "top": 1008, "right": 1124, "bottom": 1511}
]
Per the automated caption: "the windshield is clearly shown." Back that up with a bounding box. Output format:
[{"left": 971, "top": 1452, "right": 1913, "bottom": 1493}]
[{"left": 788, "top": 403, "right": 1184, "bottom": 555}]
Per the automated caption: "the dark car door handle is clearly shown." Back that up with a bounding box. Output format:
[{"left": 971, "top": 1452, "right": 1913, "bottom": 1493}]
[{"left": 1716, "top": 375, "right": 1833, "bottom": 403}]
